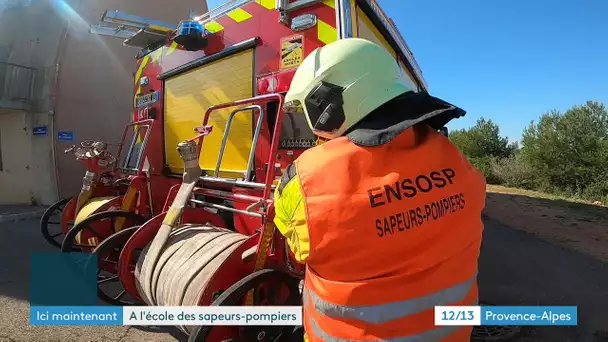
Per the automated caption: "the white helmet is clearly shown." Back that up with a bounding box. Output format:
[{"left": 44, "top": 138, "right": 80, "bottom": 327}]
[{"left": 283, "top": 38, "right": 415, "bottom": 140}]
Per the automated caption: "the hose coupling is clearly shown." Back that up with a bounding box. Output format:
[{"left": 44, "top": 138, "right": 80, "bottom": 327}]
[
  {"left": 177, "top": 140, "right": 199, "bottom": 168},
  {"left": 81, "top": 171, "right": 97, "bottom": 191}
]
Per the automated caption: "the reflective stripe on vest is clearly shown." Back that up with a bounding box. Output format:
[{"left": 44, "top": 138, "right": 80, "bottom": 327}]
[
  {"left": 306, "top": 274, "right": 477, "bottom": 324},
  {"left": 308, "top": 315, "right": 462, "bottom": 342}
]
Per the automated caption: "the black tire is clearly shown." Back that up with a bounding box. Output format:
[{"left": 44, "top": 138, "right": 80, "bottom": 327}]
[
  {"left": 189, "top": 269, "right": 302, "bottom": 342},
  {"left": 40, "top": 197, "right": 72, "bottom": 249},
  {"left": 91, "top": 226, "right": 141, "bottom": 306},
  {"left": 61, "top": 210, "right": 147, "bottom": 253}
]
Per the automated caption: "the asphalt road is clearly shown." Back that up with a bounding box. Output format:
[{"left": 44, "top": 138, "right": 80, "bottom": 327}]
[
  {"left": 477, "top": 221, "right": 608, "bottom": 342},
  {"left": 0, "top": 218, "right": 607, "bottom": 342}
]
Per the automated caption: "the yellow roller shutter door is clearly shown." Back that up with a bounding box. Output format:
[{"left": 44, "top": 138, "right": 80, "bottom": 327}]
[{"left": 164, "top": 49, "right": 254, "bottom": 177}]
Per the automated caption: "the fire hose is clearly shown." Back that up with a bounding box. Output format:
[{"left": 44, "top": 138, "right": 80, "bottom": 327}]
[{"left": 134, "top": 140, "right": 249, "bottom": 335}]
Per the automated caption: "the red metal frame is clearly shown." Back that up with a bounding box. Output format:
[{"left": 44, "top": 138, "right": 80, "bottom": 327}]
[
  {"left": 58, "top": 118, "right": 180, "bottom": 244},
  {"left": 117, "top": 95, "right": 305, "bottom": 310}
]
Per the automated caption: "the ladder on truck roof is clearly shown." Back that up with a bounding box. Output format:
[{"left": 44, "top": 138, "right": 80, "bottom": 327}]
[{"left": 89, "top": 9, "right": 178, "bottom": 49}]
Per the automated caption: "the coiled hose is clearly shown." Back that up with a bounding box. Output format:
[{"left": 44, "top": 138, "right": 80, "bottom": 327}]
[{"left": 133, "top": 140, "right": 248, "bottom": 335}]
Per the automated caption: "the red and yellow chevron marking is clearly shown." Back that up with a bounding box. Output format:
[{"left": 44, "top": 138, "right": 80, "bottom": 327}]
[{"left": 200, "top": 1, "right": 337, "bottom": 43}]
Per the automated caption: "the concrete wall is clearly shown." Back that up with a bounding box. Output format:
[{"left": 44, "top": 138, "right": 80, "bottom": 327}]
[
  {"left": 0, "top": 0, "right": 208, "bottom": 205},
  {"left": 54, "top": 0, "right": 208, "bottom": 199},
  {"left": 0, "top": 0, "right": 65, "bottom": 205},
  {"left": 0, "top": 110, "right": 33, "bottom": 204}
]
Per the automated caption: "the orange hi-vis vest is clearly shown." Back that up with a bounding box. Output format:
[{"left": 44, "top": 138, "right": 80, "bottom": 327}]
[{"left": 293, "top": 125, "right": 486, "bottom": 341}]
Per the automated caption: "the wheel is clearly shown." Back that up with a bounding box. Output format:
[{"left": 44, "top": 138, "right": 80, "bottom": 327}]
[
  {"left": 189, "top": 269, "right": 302, "bottom": 342},
  {"left": 40, "top": 197, "right": 73, "bottom": 249},
  {"left": 61, "top": 210, "right": 147, "bottom": 253},
  {"left": 91, "top": 226, "right": 142, "bottom": 306}
]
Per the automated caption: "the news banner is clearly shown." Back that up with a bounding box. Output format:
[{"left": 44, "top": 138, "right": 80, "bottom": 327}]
[{"left": 29, "top": 306, "right": 577, "bottom": 326}]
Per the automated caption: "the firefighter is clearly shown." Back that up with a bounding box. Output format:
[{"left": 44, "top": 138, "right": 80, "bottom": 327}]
[{"left": 274, "top": 38, "right": 486, "bottom": 341}]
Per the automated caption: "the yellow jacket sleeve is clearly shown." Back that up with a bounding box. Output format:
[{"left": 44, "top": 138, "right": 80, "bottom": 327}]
[{"left": 273, "top": 164, "right": 311, "bottom": 263}]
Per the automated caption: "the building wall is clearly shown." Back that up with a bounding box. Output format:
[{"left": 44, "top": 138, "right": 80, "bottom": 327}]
[
  {"left": 54, "top": 0, "right": 208, "bottom": 199},
  {"left": 0, "top": 0, "right": 208, "bottom": 205},
  {"left": 0, "top": 110, "right": 33, "bottom": 204},
  {"left": 0, "top": 0, "right": 66, "bottom": 205}
]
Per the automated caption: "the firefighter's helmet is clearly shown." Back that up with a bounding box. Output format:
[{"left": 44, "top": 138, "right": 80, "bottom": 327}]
[{"left": 283, "top": 38, "right": 415, "bottom": 140}]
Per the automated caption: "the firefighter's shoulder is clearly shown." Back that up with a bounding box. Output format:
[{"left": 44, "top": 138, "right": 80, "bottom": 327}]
[{"left": 277, "top": 164, "right": 297, "bottom": 196}]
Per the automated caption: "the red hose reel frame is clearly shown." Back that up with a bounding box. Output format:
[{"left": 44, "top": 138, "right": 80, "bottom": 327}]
[{"left": 118, "top": 94, "right": 305, "bottom": 303}]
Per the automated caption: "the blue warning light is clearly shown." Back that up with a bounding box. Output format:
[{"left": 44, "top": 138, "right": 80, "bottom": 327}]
[
  {"left": 174, "top": 20, "right": 209, "bottom": 51},
  {"left": 177, "top": 20, "right": 204, "bottom": 37}
]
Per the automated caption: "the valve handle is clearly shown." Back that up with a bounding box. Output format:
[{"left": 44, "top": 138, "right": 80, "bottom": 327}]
[
  {"left": 80, "top": 140, "right": 95, "bottom": 148},
  {"left": 105, "top": 154, "right": 117, "bottom": 165},
  {"left": 64, "top": 145, "right": 76, "bottom": 154}
]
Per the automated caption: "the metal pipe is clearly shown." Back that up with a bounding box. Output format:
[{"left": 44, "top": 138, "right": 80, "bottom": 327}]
[
  {"left": 214, "top": 105, "right": 260, "bottom": 177},
  {"left": 135, "top": 124, "right": 152, "bottom": 173},
  {"left": 213, "top": 109, "right": 235, "bottom": 176},
  {"left": 203, "top": 176, "right": 274, "bottom": 191},
  {"left": 190, "top": 199, "right": 263, "bottom": 218},
  {"left": 213, "top": 105, "right": 263, "bottom": 180},
  {"left": 50, "top": 22, "right": 70, "bottom": 201},
  {"left": 193, "top": 188, "right": 265, "bottom": 204},
  {"left": 202, "top": 94, "right": 282, "bottom": 127},
  {"left": 246, "top": 105, "right": 265, "bottom": 181},
  {"left": 193, "top": 0, "right": 253, "bottom": 23},
  {"left": 122, "top": 128, "right": 138, "bottom": 169},
  {"left": 89, "top": 25, "right": 137, "bottom": 39},
  {"left": 101, "top": 10, "right": 176, "bottom": 31}
]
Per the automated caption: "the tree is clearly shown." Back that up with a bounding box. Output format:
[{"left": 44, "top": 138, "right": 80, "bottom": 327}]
[
  {"left": 521, "top": 101, "right": 608, "bottom": 197},
  {"left": 449, "top": 118, "right": 516, "bottom": 159},
  {"left": 449, "top": 118, "right": 517, "bottom": 184}
]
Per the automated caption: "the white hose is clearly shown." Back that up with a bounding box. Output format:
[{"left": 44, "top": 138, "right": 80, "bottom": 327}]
[
  {"left": 134, "top": 224, "right": 248, "bottom": 334},
  {"left": 133, "top": 140, "right": 249, "bottom": 335}
]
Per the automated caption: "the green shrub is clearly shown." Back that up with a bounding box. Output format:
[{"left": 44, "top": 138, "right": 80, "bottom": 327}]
[
  {"left": 491, "top": 154, "right": 537, "bottom": 189},
  {"left": 581, "top": 180, "right": 608, "bottom": 203},
  {"left": 469, "top": 156, "right": 501, "bottom": 185},
  {"left": 448, "top": 101, "right": 608, "bottom": 203}
]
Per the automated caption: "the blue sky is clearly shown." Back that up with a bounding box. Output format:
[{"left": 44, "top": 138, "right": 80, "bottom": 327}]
[{"left": 206, "top": 0, "right": 608, "bottom": 141}]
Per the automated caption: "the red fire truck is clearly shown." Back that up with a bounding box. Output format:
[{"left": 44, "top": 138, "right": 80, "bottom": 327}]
[
  {"left": 82, "top": 2, "right": 469, "bottom": 341},
  {"left": 81, "top": 3, "right": 519, "bottom": 341},
  {"left": 88, "top": 0, "right": 431, "bottom": 244},
  {"left": 93, "top": 0, "right": 428, "bottom": 187}
]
